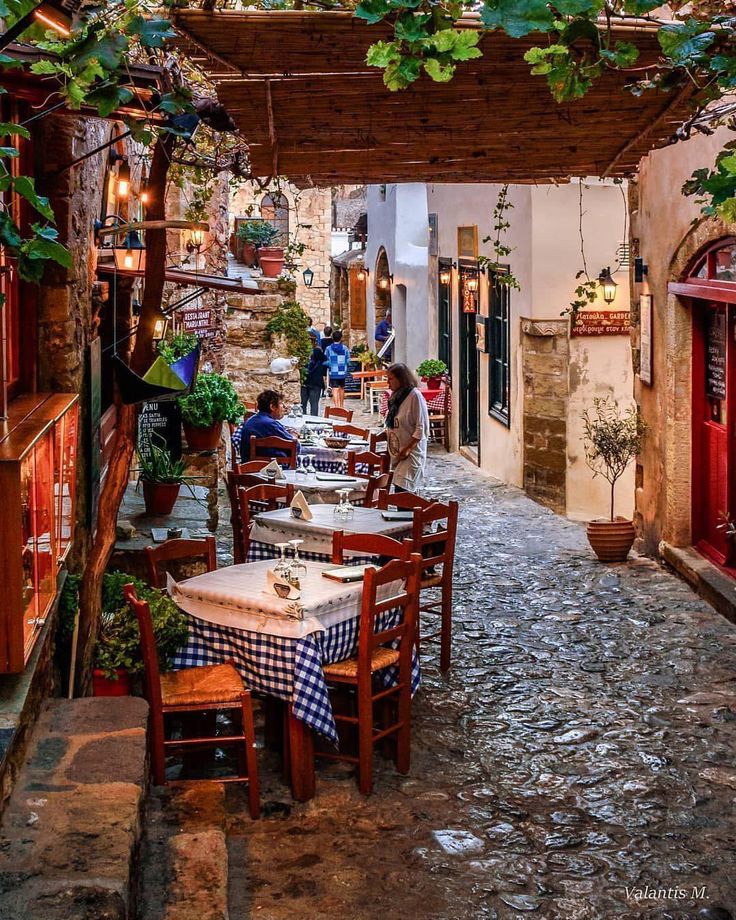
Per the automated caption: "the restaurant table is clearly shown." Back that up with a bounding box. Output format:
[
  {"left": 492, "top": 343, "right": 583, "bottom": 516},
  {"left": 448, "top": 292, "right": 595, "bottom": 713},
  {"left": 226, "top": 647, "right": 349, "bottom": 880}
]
[
  {"left": 248, "top": 504, "right": 414, "bottom": 561},
  {"left": 169, "top": 559, "right": 420, "bottom": 800},
  {"left": 251, "top": 468, "right": 368, "bottom": 505}
]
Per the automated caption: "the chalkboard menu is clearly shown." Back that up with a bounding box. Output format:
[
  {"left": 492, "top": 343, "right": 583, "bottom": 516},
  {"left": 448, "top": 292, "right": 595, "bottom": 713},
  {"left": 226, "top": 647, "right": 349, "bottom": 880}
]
[
  {"left": 138, "top": 400, "right": 182, "bottom": 461},
  {"left": 345, "top": 359, "right": 362, "bottom": 396},
  {"left": 706, "top": 309, "right": 727, "bottom": 401}
]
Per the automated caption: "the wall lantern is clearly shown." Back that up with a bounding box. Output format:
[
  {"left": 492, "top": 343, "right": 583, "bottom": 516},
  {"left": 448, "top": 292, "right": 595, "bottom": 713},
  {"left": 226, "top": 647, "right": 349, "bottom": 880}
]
[
  {"left": 140, "top": 184, "right": 150, "bottom": 207},
  {"left": 439, "top": 267, "right": 452, "bottom": 285},
  {"left": 357, "top": 266, "right": 368, "bottom": 283},
  {"left": 598, "top": 266, "right": 617, "bottom": 304},
  {"left": 152, "top": 316, "right": 168, "bottom": 342},
  {"left": 465, "top": 275, "right": 479, "bottom": 293},
  {"left": 114, "top": 229, "right": 145, "bottom": 272},
  {"left": 378, "top": 274, "right": 393, "bottom": 290},
  {"left": 116, "top": 161, "right": 131, "bottom": 198},
  {"left": 303, "top": 267, "right": 314, "bottom": 287}
]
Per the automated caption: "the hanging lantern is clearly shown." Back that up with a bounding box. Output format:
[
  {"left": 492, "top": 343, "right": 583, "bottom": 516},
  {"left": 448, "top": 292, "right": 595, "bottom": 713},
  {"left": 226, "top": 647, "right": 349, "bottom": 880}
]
[
  {"left": 114, "top": 230, "right": 145, "bottom": 272},
  {"left": 378, "top": 274, "right": 392, "bottom": 290},
  {"left": 598, "top": 266, "right": 617, "bottom": 304},
  {"left": 356, "top": 266, "right": 367, "bottom": 283},
  {"left": 439, "top": 266, "right": 452, "bottom": 285},
  {"left": 190, "top": 226, "right": 206, "bottom": 248},
  {"left": 33, "top": 0, "right": 72, "bottom": 36},
  {"left": 116, "top": 161, "right": 131, "bottom": 199}
]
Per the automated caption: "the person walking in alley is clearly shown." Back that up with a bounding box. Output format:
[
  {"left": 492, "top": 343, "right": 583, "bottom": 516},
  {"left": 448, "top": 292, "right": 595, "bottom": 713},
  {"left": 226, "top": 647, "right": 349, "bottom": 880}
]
[
  {"left": 375, "top": 310, "right": 393, "bottom": 359},
  {"left": 301, "top": 343, "right": 326, "bottom": 416},
  {"left": 385, "top": 362, "right": 429, "bottom": 491},
  {"left": 321, "top": 325, "right": 334, "bottom": 350},
  {"left": 324, "top": 329, "right": 350, "bottom": 409}
]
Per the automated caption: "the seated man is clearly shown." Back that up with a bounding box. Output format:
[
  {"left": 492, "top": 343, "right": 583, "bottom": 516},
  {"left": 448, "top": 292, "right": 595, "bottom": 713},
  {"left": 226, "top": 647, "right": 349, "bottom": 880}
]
[{"left": 239, "top": 389, "right": 297, "bottom": 464}]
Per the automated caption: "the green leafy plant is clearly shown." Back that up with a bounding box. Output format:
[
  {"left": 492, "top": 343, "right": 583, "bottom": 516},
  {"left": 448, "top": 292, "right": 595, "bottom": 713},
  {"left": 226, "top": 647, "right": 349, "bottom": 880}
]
[
  {"left": 264, "top": 300, "right": 313, "bottom": 383},
  {"left": 352, "top": 343, "right": 382, "bottom": 369},
  {"left": 236, "top": 219, "right": 280, "bottom": 248},
  {"left": 178, "top": 372, "right": 243, "bottom": 429},
  {"left": 136, "top": 436, "right": 189, "bottom": 485},
  {"left": 416, "top": 358, "right": 448, "bottom": 379},
  {"left": 582, "top": 397, "right": 646, "bottom": 522},
  {"left": 157, "top": 331, "right": 198, "bottom": 366},
  {"left": 478, "top": 185, "right": 521, "bottom": 290}
]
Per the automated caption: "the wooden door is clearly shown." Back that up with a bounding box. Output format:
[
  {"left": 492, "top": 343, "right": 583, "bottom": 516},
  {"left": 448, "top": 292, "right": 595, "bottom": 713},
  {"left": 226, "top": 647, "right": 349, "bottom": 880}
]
[{"left": 693, "top": 302, "right": 732, "bottom": 564}]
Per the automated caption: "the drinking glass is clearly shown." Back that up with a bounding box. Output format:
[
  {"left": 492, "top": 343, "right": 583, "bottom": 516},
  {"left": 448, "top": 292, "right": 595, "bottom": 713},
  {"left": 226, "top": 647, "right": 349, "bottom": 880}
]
[
  {"left": 305, "top": 453, "right": 317, "bottom": 475},
  {"left": 274, "top": 542, "right": 290, "bottom": 575},
  {"left": 296, "top": 453, "right": 307, "bottom": 477},
  {"left": 288, "top": 539, "right": 307, "bottom": 577}
]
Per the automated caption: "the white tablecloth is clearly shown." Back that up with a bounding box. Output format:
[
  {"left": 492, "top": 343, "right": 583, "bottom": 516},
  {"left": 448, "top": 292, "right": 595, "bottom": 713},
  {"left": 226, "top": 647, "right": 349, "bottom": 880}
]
[
  {"left": 169, "top": 559, "right": 401, "bottom": 639},
  {"left": 250, "top": 504, "right": 413, "bottom": 555},
  {"left": 252, "top": 469, "right": 368, "bottom": 504}
]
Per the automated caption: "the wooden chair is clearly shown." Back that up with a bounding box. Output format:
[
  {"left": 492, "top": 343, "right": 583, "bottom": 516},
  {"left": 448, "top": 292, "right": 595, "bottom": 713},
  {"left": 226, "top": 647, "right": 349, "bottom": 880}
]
[
  {"left": 331, "top": 531, "right": 412, "bottom": 564},
  {"left": 234, "top": 459, "right": 271, "bottom": 475},
  {"left": 347, "top": 449, "right": 390, "bottom": 478},
  {"left": 428, "top": 377, "right": 451, "bottom": 451},
  {"left": 123, "top": 584, "right": 260, "bottom": 818},
  {"left": 376, "top": 489, "right": 432, "bottom": 511},
  {"left": 367, "top": 380, "right": 389, "bottom": 414},
  {"left": 410, "top": 500, "right": 459, "bottom": 673},
  {"left": 369, "top": 429, "right": 388, "bottom": 454},
  {"left": 324, "top": 406, "right": 353, "bottom": 422},
  {"left": 317, "top": 554, "right": 422, "bottom": 794},
  {"left": 333, "top": 422, "right": 370, "bottom": 441},
  {"left": 237, "top": 483, "right": 294, "bottom": 561},
  {"left": 145, "top": 536, "right": 217, "bottom": 589},
  {"left": 361, "top": 471, "right": 393, "bottom": 508},
  {"left": 249, "top": 435, "right": 298, "bottom": 469},
  {"left": 227, "top": 470, "right": 276, "bottom": 563}
]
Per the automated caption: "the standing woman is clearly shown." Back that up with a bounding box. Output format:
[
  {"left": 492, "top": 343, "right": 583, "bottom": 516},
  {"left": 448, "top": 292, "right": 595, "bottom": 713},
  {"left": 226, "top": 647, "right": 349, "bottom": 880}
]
[
  {"left": 385, "top": 363, "right": 430, "bottom": 492},
  {"left": 301, "top": 343, "right": 326, "bottom": 416}
]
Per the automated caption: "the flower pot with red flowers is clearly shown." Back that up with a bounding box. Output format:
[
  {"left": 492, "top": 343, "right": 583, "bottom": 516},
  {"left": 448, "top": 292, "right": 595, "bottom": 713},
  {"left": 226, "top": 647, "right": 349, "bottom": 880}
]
[
  {"left": 582, "top": 397, "right": 646, "bottom": 563},
  {"left": 415, "top": 359, "right": 448, "bottom": 390},
  {"left": 178, "top": 372, "right": 243, "bottom": 453}
]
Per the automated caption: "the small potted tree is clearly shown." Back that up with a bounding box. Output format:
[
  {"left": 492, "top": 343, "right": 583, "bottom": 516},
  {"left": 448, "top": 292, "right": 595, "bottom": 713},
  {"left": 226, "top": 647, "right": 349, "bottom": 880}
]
[
  {"left": 138, "top": 437, "right": 191, "bottom": 515},
  {"left": 416, "top": 358, "right": 448, "bottom": 389},
  {"left": 236, "top": 220, "right": 284, "bottom": 275},
  {"left": 582, "top": 397, "right": 645, "bottom": 562},
  {"left": 178, "top": 371, "right": 243, "bottom": 451}
]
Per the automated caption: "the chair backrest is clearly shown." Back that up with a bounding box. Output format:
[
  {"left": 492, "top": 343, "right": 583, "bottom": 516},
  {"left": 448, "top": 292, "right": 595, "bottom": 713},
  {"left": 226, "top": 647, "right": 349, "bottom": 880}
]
[
  {"left": 235, "top": 459, "right": 271, "bottom": 475},
  {"left": 324, "top": 406, "right": 353, "bottom": 422},
  {"left": 333, "top": 422, "right": 370, "bottom": 440},
  {"left": 358, "top": 554, "right": 422, "bottom": 672},
  {"left": 226, "top": 470, "right": 281, "bottom": 563},
  {"left": 145, "top": 536, "right": 217, "bottom": 589},
  {"left": 363, "top": 471, "right": 393, "bottom": 508},
  {"left": 411, "top": 500, "right": 459, "bottom": 577},
  {"left": 249, "top": 436, "right": 298, "bottom": 469},
  {"left": 331, "top": 529, "right": 412, "bottom": 564},
  {"left": 124, "top": 584, "right": 165, "bottom": 747},
  {"left": 347, "top": 449, "right": 390, "bottom": 478},
  {"left": 369, "top": 429, "right": 388, "bottom": 453},
  {"left": 376, "top": 489, "right": 432, "bottom": 511},
  {"left": 237, "top": 483, "right": 294, "bottom": 547}
]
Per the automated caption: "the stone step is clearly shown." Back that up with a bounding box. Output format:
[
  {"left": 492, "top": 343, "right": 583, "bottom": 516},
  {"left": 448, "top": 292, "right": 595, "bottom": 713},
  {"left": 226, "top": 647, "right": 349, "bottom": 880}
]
[{"left": 0, "top": 697, "right": 148, "bottom": 920}]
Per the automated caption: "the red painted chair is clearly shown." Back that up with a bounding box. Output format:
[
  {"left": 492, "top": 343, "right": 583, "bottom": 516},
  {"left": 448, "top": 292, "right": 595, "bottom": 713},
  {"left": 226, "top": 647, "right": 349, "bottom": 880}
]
[
  {"left": 123, "top": 584, "right": 260, "bottom": 818},
  {"left": 333, "top": 422, "right": 370, "bottom": 441},
  {"left": 249, "top": 436, "right": 298, "bottom": 469},
  {"left": 324, "top": 406, "right": 354, "bottom": 422},
  {"left": 331, "top": 530, "right": 412, "bottom": 564},
  {"left": 237, "top": 483, "right": 294, "bottom": 561},
  {"left": 376, "top": 489, "right": 432, "bottom": 511},
  {"left": 369, "top": 429, "right": 388, "bottom": 454},
  {"left": 347, "top": 449, "right": 390, "bottom": 478},
  {"left": 361, "top": 471, "right": 393, "bottom": 508},
  {"left": 226, "top": 470, "right": 282, "bottom": 563},
  {"left": 145, "top": 536, "right": 217, "bottom": 589}
]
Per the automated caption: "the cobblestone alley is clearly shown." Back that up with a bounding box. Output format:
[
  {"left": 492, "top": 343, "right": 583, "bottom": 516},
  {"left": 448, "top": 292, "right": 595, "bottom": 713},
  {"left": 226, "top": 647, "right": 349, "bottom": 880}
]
[{"left": 140, "top": 451, "right": 736, "bottom": 920}]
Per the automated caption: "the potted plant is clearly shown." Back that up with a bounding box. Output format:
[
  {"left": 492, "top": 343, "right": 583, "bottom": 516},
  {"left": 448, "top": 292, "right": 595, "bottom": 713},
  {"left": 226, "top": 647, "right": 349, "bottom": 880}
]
[
  {"left": 416, "top": 358, "right": 448, "bottom": 389},
  {"left": 236, "top": 220, "right": 283, "bottom": 275},
  {"left": 178, "top": 371, "right": 243, "bottom": 451},
  {"left": 157, "top": 330, "right": 198, "bottom": 365},
  {"left": 137, "top": 437, "right": 191, "bottom": 515},
  {"left": 582, "top": 397, "right": 645, "bottom": 562},
  {"left": 92, "top": 572, "right": 190, "bottom": 696}
]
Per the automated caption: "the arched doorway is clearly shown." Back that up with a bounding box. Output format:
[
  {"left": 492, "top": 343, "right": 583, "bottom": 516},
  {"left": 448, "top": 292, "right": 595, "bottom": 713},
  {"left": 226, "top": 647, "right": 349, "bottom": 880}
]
[
  {"left": 374, "top": 247, "right": 392, "bottom": 352},
  {"left": 684, "top": 239, "right": 736, "bottom": 564}
]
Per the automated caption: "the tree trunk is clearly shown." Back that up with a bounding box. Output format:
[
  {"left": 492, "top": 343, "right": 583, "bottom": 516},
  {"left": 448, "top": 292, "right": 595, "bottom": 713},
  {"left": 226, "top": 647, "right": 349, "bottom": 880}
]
[
  {"left": 75, "top": 132, "right": 176, "bottom": 693},
  {"left": 610, "top": 478, "right": 616, "bottom": 523}
]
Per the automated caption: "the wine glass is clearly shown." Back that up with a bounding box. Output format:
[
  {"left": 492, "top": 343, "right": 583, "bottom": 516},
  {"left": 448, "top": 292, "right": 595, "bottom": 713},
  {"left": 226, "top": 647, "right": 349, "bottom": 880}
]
[
  {"left": 274, "top": 542, "right": 290, "bottom": 575},
  {"left": 288, "top": 539, "right": 307, "bottom": 577},
  {"left": 296, "top": 453, "right": 307, "bottom": 477},
  {"left": 305, "top": 453, "right": 317, "bottom": 475}
]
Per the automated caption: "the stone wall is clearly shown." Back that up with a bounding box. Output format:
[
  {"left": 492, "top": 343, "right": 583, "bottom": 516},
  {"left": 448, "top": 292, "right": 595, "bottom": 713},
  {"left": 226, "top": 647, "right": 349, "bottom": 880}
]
[
  {"left": 229, "top": 183, "right": 332, "bottom": 326},
  {"left": 521, "top": 319, "right": 569, "bottom": 514}
]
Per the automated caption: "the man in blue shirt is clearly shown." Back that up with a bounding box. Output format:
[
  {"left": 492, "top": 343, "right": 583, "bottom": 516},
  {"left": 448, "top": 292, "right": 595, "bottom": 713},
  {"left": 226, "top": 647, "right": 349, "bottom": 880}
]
[
  {"left": 324, "top": 329, "right": 350, "bottom": 409},
  {"left": 238, "top": 389, "right": 297, "bottom": 463},
  {"left": 375, "top": 310, "right": 393, "bottom": 359}
]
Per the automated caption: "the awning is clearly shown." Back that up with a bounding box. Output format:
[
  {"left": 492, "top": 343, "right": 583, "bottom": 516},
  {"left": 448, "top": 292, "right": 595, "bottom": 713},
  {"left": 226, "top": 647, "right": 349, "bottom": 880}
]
[
  {"left": 173, "top": 10, "right": 697, "bottom": 186},
  {"left": 97, "top": 263, "right": 259, "bottom": 293}
]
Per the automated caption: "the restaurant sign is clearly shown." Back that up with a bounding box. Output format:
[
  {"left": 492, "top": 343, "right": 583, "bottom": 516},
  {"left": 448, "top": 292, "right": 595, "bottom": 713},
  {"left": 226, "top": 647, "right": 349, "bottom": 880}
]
[
  {"left": 180, "top": 305, "right": 216, "bottom": 335},
  {"left": 572, "top": 310, "right": 631, "bottom": 337}
]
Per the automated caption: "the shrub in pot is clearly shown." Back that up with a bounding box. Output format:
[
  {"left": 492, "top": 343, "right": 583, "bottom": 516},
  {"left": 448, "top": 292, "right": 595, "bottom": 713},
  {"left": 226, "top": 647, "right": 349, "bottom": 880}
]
[
  {"left": 236, "top": 220, "right": 281, "bottom": 269},
  {"left": 92, "top": 572, "right": 190, "bottom": 696},
  {"left": 416, "top": 358, "right": 448, "bottom": 389},
  {"left": 582, "top": 397, "right": 645, "bottom": 562},
  {"left": 178, "top": 372, "right": 243, "bottom": 451},
  {"left": 137, "top": 436, "right": 192, "bottom": 515}
]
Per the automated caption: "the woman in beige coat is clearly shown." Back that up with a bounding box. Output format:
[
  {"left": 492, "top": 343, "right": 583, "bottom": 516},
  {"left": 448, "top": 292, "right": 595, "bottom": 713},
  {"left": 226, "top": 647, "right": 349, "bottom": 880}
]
[{"left": 384, "top": 363, "right": 430, "bottom": 492}]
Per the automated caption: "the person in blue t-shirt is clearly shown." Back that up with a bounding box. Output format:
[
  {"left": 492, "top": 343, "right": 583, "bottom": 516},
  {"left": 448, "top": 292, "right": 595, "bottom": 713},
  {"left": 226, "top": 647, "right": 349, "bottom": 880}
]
[
  {"left": 375, "top": 310, "right": 393, "bottom": 360},
  {"left": 238, "top": 389, "right": 297, "bottom": 464},
  {"left": 324, "top": 329, "right": 350, "bottom": 409}
]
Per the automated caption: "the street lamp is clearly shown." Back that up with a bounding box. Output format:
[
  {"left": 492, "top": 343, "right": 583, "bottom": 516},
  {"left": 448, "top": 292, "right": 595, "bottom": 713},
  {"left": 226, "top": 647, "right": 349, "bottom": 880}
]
[
  {"left": 439, "top": 266, "right": 452, "bottom": 285},
  {"left": 466, "top": 275, "right": 479, "bottom": 293},
  {"left": 378, "top": 274, "right": 393, "bottom": 290},
  {"left": 357, "top": 266, "right": 368, "bottom": 283},
  {"left": 598, "top": 266, "right": 617, "bottom": 304},
  {"left": 116, "top": 160, "right": 131, "bottom": 199},
  {"left": 303, "top": 267, "right": 314, "bottom": 287}
]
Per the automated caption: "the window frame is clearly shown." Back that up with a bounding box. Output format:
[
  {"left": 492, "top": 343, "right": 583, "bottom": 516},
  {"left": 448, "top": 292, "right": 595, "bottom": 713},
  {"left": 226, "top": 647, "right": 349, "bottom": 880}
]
[{"left": 488, "top": 268, "right": 511, "bottom": 427}]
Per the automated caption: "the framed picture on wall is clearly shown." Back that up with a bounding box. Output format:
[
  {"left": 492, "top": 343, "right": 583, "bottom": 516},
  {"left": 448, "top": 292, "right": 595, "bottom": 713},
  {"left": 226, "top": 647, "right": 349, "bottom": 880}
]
[
  {"left": 457, "top": 225, "right": 478, "bottom": 260},
  {"left": 476, "top": 315, "right": 490, "bottom": 353}
]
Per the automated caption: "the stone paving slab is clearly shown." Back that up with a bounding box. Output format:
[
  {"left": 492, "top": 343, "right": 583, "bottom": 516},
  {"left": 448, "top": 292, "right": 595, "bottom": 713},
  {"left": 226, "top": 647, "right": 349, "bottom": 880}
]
[
  {"left": 142, "top": 448, "right": 736, "bottom": 920},
  {"left": 0, "top": 697, "right": 148, "bottom": 920}
]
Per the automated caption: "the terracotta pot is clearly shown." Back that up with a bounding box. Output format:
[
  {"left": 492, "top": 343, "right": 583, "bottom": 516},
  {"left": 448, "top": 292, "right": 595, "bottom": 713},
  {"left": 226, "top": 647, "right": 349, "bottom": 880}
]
[
  {"left": 586, "top": 518, "right": 636, "bottom": 563},
  {"left": 93, "top": 668, "right": 131, "bottom": 697},
  {"left": 259, "top": 254, "right": 286, "bottom": 278},
  {"left": 183, "top": 420, "right": 222, "bottom": 451},
  {"left": 241, "top": 241, "right": 257, "bottom": 266},
  {"left": 142, "top": 480, "right": 181, "bottom": 516},
  {"left": 257, "top": 246, "right": 284, "bottom": 259}
]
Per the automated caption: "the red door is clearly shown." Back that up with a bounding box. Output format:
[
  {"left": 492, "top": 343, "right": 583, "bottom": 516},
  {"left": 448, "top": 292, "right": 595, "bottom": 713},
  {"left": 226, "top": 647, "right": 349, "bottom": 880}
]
[{"left": 693, "top": 302, "right": 732, "bottom": 564}]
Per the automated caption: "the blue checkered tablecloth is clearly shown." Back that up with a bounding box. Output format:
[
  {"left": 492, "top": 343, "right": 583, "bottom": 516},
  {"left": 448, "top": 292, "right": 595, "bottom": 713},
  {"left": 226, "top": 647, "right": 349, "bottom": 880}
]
[
  {"left": 172, "top": 607, "right": 420, "bottom": 745},
  {"left": 246, "top": 539, "right": 373, "bottom": 565},
  {"left": 231, "top": 424, "right": 345, "bottom": 474}
]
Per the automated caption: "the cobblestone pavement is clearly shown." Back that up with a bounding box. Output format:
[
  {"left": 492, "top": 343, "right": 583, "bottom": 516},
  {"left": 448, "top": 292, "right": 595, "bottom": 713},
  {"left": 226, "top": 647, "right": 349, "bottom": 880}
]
[{"left": 142, "top": 450, "right": 736, "bottom": 920}]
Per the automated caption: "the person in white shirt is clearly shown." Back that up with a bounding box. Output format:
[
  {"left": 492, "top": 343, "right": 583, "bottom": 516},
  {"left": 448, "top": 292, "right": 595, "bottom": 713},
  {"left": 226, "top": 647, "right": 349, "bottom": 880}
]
[{"left": 384, "top": 363, "right": 430, "bottom": 492}]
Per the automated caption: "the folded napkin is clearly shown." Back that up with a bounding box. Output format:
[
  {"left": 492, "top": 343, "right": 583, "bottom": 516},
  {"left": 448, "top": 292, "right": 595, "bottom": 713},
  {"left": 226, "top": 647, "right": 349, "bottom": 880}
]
[
  {"left": 262, "top": 459, "right": 286, "bottom": 480},
  {"left": 266, "top": 568, "right": 301, "bottom": 600},
  {"left": 291, "top": 489, "right": 313, "bottom": 521}
]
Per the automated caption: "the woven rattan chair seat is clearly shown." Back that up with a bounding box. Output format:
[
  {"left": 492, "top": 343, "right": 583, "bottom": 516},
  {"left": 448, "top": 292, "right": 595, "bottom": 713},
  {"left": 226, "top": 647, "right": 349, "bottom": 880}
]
[
  {"left": 323, "top": 646, "right": 400, "bottom": 680},
  {"left": 160, "top": 663, "right": 245, "bottom": 707}
]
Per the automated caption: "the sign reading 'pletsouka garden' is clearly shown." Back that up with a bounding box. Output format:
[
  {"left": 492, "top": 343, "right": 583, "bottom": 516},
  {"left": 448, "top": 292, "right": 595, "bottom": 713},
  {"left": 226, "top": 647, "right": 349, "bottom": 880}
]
[{"left": 572, "top": 310, "right": 631, "bottom": 336}]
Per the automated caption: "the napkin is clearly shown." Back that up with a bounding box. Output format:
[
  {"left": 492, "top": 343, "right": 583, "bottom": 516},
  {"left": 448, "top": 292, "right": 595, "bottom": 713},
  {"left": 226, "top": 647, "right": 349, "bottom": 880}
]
[
  {"left": 291, "top": 490, "right": 313, "bottom": 521},
  {"left": 262, "top": 459, "right": 286, "bottom": 480},
  {"left": 266, "top": 568, "right": 301, "bottom": 600}
]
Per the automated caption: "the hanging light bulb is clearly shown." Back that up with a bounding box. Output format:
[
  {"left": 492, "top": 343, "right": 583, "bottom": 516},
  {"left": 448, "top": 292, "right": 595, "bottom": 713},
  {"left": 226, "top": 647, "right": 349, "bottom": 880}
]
[
  {"left": 466, "top": 275, "right": 479, "bottom": 293},
  {"left": 598, "top": 266, "right": 617, "bottom": 304},
  {"left": 114, "top": 230, "right": 146, "bottom": 272},
  {"left": 116, "top": 161, "right": 131, "bottom": 198},
  {"left": 190, "top": 226, "right": 205, "bottom": 248},
  {"left": 357, "top": 267, "right": 367, "bottom": 283}
]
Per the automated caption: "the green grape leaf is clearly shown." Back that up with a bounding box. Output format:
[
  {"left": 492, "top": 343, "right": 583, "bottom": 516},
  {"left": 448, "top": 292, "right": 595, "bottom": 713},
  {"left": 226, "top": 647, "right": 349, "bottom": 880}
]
[
  {"left": 0, "top": 122, "right": 30, "bottom": 139},
  {"left": 367, "top": 40, "right": 402, "bottom": 69},
  {"left": 659, "top": 19, "right": 716, "bottom": 66},
  {"left": 424, "top": 58, "right": 455, "bottom": 82},
  {"left": 481, "top": 0, "right": 555, "bottom": 38},
  {"left": 0, "top": 212, "right": 21, "bottom": 249},
  {"left": 394, "top": 12, "right": 431, "bottom": 43},
  {"left": 128, "top": 16, "right": 176, "bottom": 49},
  {"left": 30, "top": 59, "right": 61, "bottom": 75},
  {"left": 86, "top": 83, "right": 134, "bottom": 118},
  {"left": 12, "top": 176, "right": 55, "bottom": 220},
  {"left": 355, "top": 0, "right": 391, "bottom": 24}
]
